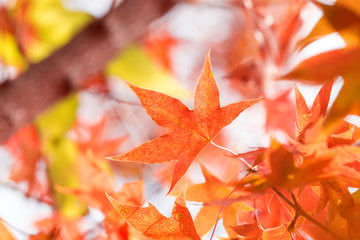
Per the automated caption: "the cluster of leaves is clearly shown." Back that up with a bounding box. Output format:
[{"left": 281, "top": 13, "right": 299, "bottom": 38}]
[
  {"left": 0, "top": 0, "right": 90, "bottom": 75},
  {"left": 1, "top": 0, "right": 360, "bottom": 239}
]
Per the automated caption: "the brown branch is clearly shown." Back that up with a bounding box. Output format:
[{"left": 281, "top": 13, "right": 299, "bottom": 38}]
[
  {"left": 0, "top": 0, "right": 175, "bottom": 143},
  {"left": 272, "top": 187, "right": 344, "bottom": 240}
]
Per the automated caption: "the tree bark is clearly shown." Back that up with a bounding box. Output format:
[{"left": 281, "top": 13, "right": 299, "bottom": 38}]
[{"left": 0, "top": 0, "right": 175, "bottom": 143}]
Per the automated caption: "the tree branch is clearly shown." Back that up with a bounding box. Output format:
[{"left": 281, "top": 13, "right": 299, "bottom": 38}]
[
  {"left": 0, "top": 0, "right": 175, "bottom": 143},
  {"left": 272, "top": 187, "right": 344, "bottom": 240}
]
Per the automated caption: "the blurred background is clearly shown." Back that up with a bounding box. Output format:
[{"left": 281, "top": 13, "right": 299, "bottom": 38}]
[{"left": 0, "top": 0, "right": 359, "bottom": 239}]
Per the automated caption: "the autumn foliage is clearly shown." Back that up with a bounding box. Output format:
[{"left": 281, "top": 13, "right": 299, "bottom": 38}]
[{"left": 1, "top": 0, "right": 360, "bottom": 240}]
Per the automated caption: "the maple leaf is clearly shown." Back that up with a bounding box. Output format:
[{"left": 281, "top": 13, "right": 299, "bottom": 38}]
[
  {"left": 145, "top": 25, "right": 177, "bottom": 71},
  {"left": 71, "top": 116, "right": 126, "bottom": 159},
  {"left": 34, "top": 214, "right": 83, "bottom": 240},
  {"left": 59, "top": 178, "right": 145, "bottom": 239},
  {"left": 328, "top": 121, "right": 360, "bottom": 147},
  {"left": 292, "top": 81, "right": 360, "bottom": 232},
  {"left": 266, "top": 140, "right": 332, "bottom": 189},
  {"left": 232, "top": 140, "right": 332, "bottom": 192},
  {"left": 261, "top": 221, "right": 306, "bottom": 240},
  {"left": 106, "top": 187, "right": 201, "bottom": 240},
  {"left": 299, "top": 121, "right": 360, "bottom": 182},
  {"left": 321, "top": 179, "right": 360, "bottom": 239},
  {"left": 293, "top": 82, "right": 360, "bottom": 187},
  {"left": 56, "top": 147, "right": 145, "bottom": 239},
  {"left": 186, "top": 164, "right": 253, "bottom": 237},
  {"left": 5, "top": 125, "right": 50, "bottom": 198},
  {"left": 295, "top": 80, "right": 360, "bottom": 147},
  {"left": 295, "top": 80, "right": 333, "bottom": 134},
  {"left": 229, "top": 215, "right": 263, "bottom": 240},
  {"left": 192, "top": 137, "right": 248, "bottom": 184},
  {"left": 107, "top": 52, "right": 262, "bottom": 192},
  {"left": 58, "top": 164, "right": 144, "bottom": 219},
  {"left": 59, "top": 119, "right": 145, "bottom": 240},
  {"left": 230, "top": 214, "right": 307, "bottom": 240},
  {"left": 299, "top": 1, "right": 360, "bottom": 49},
  {"left": 286, "top": 45, "right": 360, "bottom": 124},
  {"left": 224, "top": 0, "right": 305, "bottom": 98},
  {"left": 285, "top": 0, "right": 360, "bottom": 124}
]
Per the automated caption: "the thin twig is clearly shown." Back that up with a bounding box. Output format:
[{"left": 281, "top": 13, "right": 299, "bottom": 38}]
[
  {"left": 86, "top": 89, "right": 142, "bottom": 106},
  {"left": 209, "top": 170, "right": 254, "bottom": 240},
  {"left": 272, "top": 187, "right": 344, "bottom": 240},
  {"left": 210, "top": 141, "right": 254, "bottom": 170},
  {"left": 209, "top": 186, "right": 238, "bottom": 240}
]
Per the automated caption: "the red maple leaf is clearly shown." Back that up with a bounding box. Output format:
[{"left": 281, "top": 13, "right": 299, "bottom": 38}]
[{"left": 107, "top": 52, "right": 262, "bottom": 193}]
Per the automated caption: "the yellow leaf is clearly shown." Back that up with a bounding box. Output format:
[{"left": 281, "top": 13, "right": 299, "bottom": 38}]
[
  {"left": 0, "top": 33, "right": 26, "bottom": 70},
  {"left": 36, "top": 94, "right": 78, "bottom": 139},
  {"left": 44, "top": 138, "right": 87, "bottom": 218},
  {"left": 26, "top": 0, "right": 91, "bottom": 62},
  {"left": 106, "top": 45, "right": 191, "bottom": 99},
  {"left": 36, "top": 94, "right": 87, "bottom": 218}
]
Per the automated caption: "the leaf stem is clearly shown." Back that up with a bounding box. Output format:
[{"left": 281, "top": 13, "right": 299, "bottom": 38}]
[
  {"left": 210, "top": 141, "right": 254, "bottom": 170},
  {"left": 209, "top": 186, "right": 239, "bottom": 240},
  {"left": 272, "top": 188, "right": 344, "bottom": 240},
  {"left": 87, "top": 89, "right": 142, "bottom": 106},
  {"left": 209, "top": 169, "right": 254, "bottom": 240}
]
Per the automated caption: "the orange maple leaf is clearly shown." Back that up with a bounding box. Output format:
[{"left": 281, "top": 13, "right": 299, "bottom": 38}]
[
  {"left": 293, "top": 81, "right": 360, "bottom": 184},
  {"left": 295, "top": 80, "right": 333, "bottom": 134},
  {"left": 107, "top": 52, "right": 262, "bottom": 193},
  {"left": 72, "top": 116, "right": 126, "bottom": 159},
  {"left": 292, "top": 81, "right": 360, "bottom": 232},
  {"left": 265, "top": 140, "right": 332, "bottom": 189},
  {"left": 294, "top": 80, "right": 360, "bottom": 147},
  {"left": 106, "top": 188, "right": 201, "bottom": 240},
  {"left": 232, "top": 139, "right": 333, "bottom": 191},
  {"left": 56, "top": 150, "right": 145, "bottom": 238},
  {"left": 320, "top": 179, "right": 360, "bottom": 239},
  {"left": 186, "top": 164, "right": 253, "bottom": 237},
  {"left": 286, "top": 46, "right": 360, "bottom": 124},
  {"left": 34, "top": 214, "right": 82, "bottom": 240},
  {"left": 229, "top": 215, "right": 263, "bottom": 240},
  {"left": 145, "top": 26, "right": 177, "bottom": 71},
  {"left": 229, "top": 214, "right": 307, "bottom": 240},
  {"left": 298, "top": 1, "right": 360, "bottom": 49},
  {"left": 261, "top": 221, "right": 306, "bottom": 240},
  {"left": 287, "top": 1, "right": 360, "bottom": 124},
  {"left": 6, "top": 125, "right": 50, "bottom": 198}
]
